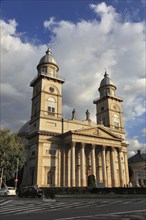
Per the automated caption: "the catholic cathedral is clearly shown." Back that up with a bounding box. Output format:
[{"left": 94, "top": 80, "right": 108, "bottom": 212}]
[{"left": 19, "top": 47, "right": 129, "bottom": 188}]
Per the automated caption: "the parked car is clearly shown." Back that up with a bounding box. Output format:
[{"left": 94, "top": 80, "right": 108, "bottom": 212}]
[
  {"left": 0, "top": 187, "right": 16, "bottom": 196},
  {"left": 18, "top": 186, "right": 43, "bottom": 198}
]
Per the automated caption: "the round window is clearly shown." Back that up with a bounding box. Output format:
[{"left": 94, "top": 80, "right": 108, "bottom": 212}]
[{"left": 49, "top": 87, "right": 54, "bottom": 93}]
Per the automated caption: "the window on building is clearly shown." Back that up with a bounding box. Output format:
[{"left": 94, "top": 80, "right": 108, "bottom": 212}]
[
  {"left": 101, "top": 106, "right": 104, "bottom": 111},
  {"left": 33, "top": 102, "right": 38, "bottom": 116},
  {"left": 111, "top": 89, "right": 115, "bottom": 96},
  {"left": 31, "top": 150, "right": 35, "bottom": 156},
  {"left": 41, "top": 67, "right": 47, "bottom": 74},
  {"left": 49, "top": 68, "right": 54, "bottom": 77},
  {"left": 113, "top": 114, "right": 120, "bottom": 129},
  {"left": 48, "top": 97, "right": 55, "bottom": 115}
]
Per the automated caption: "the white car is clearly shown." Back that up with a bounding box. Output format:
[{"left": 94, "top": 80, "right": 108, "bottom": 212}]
[{"left": 0, "top": 187, "right": 16, "bottom": 196}]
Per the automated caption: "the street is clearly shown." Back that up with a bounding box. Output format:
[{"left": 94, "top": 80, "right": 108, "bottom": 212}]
[{"left": 0, "top": 195, "right": 146, "bottom": 220}]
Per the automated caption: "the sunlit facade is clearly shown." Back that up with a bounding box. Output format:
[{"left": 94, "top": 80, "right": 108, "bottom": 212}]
[{"left": 19, "top": 48, "right": 129, "bottom": 187}]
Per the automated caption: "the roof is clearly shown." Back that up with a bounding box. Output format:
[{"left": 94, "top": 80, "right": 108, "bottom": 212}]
[
  {"left": 60, "top": 125, "right": 123, "bottom": 142},
  {"left": 100, "top": 71, "right": 116, "bottom": 88},
  {"left": 128, "top": 152, "right": 146, "bottom": 163},
  {"left": 38, "top": 48, "right": 59, "bottom": 70},
  {"left": 18, "top": 121, "right": 30, "bottom": 134}
]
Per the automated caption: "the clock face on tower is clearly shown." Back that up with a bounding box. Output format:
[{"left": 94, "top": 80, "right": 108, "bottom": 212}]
[{"left": 49, "top": 87, "right": 54, "bottom": 93}]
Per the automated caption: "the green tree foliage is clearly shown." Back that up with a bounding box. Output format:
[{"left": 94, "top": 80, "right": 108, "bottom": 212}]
[{"left": 0, "top": 128, "right": 26, "bottom": 181}]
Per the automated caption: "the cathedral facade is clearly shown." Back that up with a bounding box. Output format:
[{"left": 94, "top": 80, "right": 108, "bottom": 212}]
[{"left": 19, "top": 48, "right": 129, "bottom": 188}]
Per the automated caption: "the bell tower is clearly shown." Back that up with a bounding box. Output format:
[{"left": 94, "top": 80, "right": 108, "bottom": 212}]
[
  {"left": 29, "top": 47, "right": 64, "bottom": 132},
  {"left": 93, "top": 71, "right": 125, "bottom": 138}
]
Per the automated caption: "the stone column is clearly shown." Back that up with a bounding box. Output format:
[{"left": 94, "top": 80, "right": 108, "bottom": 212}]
[
  {"left": 101, "top": 146, "right": 107, "bottom": 187},
  {"left": 54, "top": 150, "right": 58, "bottom": 186},
  {"left": 110, "top": 147, "right": 116, "bottom": 187},
  {"left": 124, "top": 152, "right": 129, "bottom": 185},
  {"left": 71, "top": 142, "right": 76, "bottom": 187},
  {"left": 118, "top": 147, "right": 124, "bottom": 187},
  {"left": 81, "top": 143, "right": 86, "bottom": 186},
  {"left": 77, "top": 152, "right": 81, "bottom": 186},
  {"left": 91, "top": 144, "right": 96, "bottom": 176},
  {"left": 62, "top": 148, "right": 66, "bottom": 187},
  {"left": 68, "top": 148, "right": 71, "bottom": 187},
  {"left": 97, "top": 152, "right": 102, "bottom": 183},
  {"left": 58, "top": 149, "right": 61, "bottom": 187}
]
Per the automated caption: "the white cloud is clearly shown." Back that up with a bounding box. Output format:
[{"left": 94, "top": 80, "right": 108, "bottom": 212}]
[
  {"left": 1, "top": 2, "right": 145, "bottom": 157},
  {"left": 43, "top": 2, "right": 145, "bottom": 123},
  {"left": 1, "top": 19, "right": 17, "bottom": 36},
  {"left": 1, "top": 19, "right": 48, "bottom": 130},
  {"left": 44, "top": 17, "right": 56, "bottom": 29},
  {"left": 127, "top": 138, "right": 146, "bottom": 158}
]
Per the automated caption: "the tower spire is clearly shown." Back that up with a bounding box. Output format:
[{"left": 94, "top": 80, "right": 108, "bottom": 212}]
[
  {"left": 104, "top": 68, "right": 108, "bottom": 77},
  {"left": 46, "top": 44, "right": 52, "bottom": 55}
]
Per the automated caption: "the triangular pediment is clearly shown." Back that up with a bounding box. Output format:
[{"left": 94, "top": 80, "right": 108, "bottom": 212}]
[{"left": 72, "top": 125, "right": 122, "bottom": 140}]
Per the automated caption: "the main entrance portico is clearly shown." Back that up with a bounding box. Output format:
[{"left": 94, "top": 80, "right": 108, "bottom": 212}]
[{"left": 59, "top": 126, "right": 128, "bottom": 188}]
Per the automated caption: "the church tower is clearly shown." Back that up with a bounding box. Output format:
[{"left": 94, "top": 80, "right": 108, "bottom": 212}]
[
  {"left": 25, "top": 48, "right": 64, "bottom": 186},
  {"left": 29, "top": 47, "right": 64, "bottom": 133},
  {"left": 93, "top": 71, "right": 125, "bottom": 138}
]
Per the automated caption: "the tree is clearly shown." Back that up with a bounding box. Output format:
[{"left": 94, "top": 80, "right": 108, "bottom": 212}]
[{"left": 0, "top": 128, "right": 26, "bottom": 187}]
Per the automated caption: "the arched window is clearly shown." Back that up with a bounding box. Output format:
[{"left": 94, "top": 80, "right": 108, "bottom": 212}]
[
  {"left": 41, "top": 67, "right": 47, "bottom": 74},
  {"left": 111, "top": 89, "right": 115, "bottom": 96},
  {"left": 113, "top": 114, "right": 120, "bottom": 129},
  {"left": 48, "top": 97, "right": 55, "bottom": 115}
]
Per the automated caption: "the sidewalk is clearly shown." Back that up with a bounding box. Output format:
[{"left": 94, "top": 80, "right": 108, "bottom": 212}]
[{"left": 55, "top": 193, "right": 146, "bottom": 199}]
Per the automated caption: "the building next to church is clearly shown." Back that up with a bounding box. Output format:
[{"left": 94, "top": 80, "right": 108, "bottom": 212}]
[
  {"left": 128, "top": 150, "right": 146, "bottom": 187},
  {"left": 19, "top": 47, "right": 129, "bottom": 188}
]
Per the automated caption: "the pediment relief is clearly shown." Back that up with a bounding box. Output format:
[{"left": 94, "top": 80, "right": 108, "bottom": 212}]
[{"left": 73, "top": 126, "right": 121, "bottom": 140}]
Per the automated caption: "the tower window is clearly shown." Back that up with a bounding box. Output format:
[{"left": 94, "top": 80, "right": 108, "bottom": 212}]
[
  {"left": 33, "top": 102, "right": 38, "bottom": 116},
  {"left": 41, "top": 67, "right": 47, "bottom": 74},
  {"left": 48, "top": 97, "right": 55, "bottom": 115},
  {"left": 111, "top": 89, "right": 115, "bottom": 96},
  {"left": 113, "top": 114, "right": 120, "bottom": 129},
  {"left": 101, "top": 106, "right": 104, "bottom": 111}
]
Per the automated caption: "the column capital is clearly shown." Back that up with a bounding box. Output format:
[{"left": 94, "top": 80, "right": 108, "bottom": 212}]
[
  {"left": 71, "top": 142, "right": 76, "bottom": 148},
  {"left": 111, "top": 147, "right": 116, "bottom": 152},
  {"left": 118, "top": 147, "right": 122, "bottom": 153},
  {"left": 102, "top": 145, "right": 106, "bottom": 151},
  {"left": 81, "top": 142, "right": 86, "bottom": 148},
  {"left": 91, "top": 144, "right": 96, "bottom": 149}
]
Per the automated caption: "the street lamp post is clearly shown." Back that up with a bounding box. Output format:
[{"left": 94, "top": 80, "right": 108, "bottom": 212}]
[
  {"left": 0, "top": 167, "right": 4, "bottom": 189},
  {"left": 15, "top": 159, "right": 19, "bottom": 190}
]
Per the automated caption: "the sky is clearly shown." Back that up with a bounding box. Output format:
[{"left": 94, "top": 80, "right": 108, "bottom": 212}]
[{"left": 0, "top": 0, "right": 146, "bottom": 158}]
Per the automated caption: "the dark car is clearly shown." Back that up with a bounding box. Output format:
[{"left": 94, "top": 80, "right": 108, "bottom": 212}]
[{"left": 18, "top": 186, "right": 43, "bottom": 198}]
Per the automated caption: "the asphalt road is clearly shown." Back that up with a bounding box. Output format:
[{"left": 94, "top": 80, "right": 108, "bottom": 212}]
[{"left": 0, "top": 195, "right": 146, "bottom": 220}]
